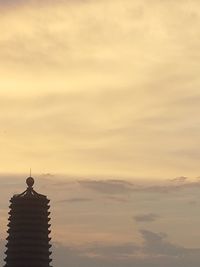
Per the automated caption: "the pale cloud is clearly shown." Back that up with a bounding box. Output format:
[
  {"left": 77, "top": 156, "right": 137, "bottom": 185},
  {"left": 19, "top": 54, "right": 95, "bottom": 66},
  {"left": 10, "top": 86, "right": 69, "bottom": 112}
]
[{"left": 170, "top": 176, "right": 188, "bottom": 183}]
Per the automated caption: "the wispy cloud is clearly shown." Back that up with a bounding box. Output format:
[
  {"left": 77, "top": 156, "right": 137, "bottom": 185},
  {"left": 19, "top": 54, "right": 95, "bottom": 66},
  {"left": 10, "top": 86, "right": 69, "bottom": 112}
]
[
  {"left": 59, "top": 197, "right": 93, "bottom": 203},
  {"left": 78, "top": 180, "right": 134, "bottom": 195},
  {"left": 78, "top": 178, "right": 200, "bottom": 195},
  {"left": 134, "top": 213, "right": 160, "bottom": 223}
]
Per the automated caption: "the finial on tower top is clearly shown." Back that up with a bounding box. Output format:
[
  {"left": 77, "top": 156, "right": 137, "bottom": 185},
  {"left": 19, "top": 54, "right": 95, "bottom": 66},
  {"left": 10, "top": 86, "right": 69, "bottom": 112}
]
[{"left": 26, "top": 176, "right": 34, "bottom": 188}]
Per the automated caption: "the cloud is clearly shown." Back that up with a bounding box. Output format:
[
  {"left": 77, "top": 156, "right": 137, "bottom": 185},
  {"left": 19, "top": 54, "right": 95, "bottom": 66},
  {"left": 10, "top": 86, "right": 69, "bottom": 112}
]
[
  {"left": 134, "top": 213, "right": 160, "bottom": 223},
  {"left": 170, "top": 176, "right": 188, "bottom": 183},
  {"left": 52, "top": 229, "right": 200, "bottom": 267},
  {"left": 188, "top": 200, "right": 198, "bottom": 206},
  {"left": 105, "top": 196, "right": 129, "bottom": 203},
  {"left": 78, "top": 179, "right": 134, "bottom": 194},
  {"left": 78, "top": 178, "right": 200, "bottom": 195},
  {"left": 1, "top": 175, "right": 200, "bottom": 267},
  {"left": 40, "top": 173, "right": 55, "bottom": 179},
  {"left": 59, "top": 197, "right": 92, "bottom": 203},
  {"left": 2, "top": 229, "right": 200, "bottom": 267},
  {"left": 140, "top": 230, "right": 184, "bottom": 256}
]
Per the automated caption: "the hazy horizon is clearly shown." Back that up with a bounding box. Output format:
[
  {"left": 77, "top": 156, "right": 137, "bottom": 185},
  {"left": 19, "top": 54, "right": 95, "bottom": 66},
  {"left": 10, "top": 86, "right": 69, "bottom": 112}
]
[{"left": 0, "top": 174, "right": 200, "bottom": 266}]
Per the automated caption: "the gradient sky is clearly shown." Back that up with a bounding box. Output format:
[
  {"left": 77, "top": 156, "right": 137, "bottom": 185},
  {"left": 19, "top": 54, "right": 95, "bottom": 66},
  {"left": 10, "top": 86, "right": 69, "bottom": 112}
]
[
  {"left": 0, "top": 0, "right": 200, "bottom": 178},
  {"left": 1, "top": 0, "right": 200, "bottom": 266}
]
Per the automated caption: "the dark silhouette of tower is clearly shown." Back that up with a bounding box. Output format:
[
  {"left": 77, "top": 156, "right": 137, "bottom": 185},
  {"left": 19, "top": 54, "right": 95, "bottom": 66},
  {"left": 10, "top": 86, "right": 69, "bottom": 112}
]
[{"left": 4, "top": 177, "right": 52, "bottom": 267}]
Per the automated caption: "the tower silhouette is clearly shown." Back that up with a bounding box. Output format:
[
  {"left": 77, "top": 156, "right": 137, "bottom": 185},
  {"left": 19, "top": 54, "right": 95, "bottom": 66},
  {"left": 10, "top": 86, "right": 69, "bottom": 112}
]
[{"left": 4, "top": 177, "right": 52, "bottom": 267}]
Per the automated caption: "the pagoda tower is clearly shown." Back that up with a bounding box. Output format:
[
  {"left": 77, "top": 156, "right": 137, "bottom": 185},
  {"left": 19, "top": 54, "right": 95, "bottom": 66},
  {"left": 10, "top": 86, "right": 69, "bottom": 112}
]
[{"left": 4, "top": 177, "right": 52, "bottom": 267}]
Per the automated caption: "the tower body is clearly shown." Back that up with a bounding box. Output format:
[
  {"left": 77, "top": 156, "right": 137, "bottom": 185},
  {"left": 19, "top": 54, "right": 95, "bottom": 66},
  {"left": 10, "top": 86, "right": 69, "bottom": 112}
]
[{"left": 5, "top": 177, "right": 52, "bottom": 267}]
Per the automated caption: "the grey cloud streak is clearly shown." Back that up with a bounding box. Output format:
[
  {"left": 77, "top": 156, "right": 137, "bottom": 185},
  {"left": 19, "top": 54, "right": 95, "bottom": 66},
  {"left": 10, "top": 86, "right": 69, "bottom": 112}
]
[
  {"left": 78, "top": 179, "right": 134, "bottom": 195},
  {"left": 134, "top": 213, "right": 160, "bottom": 223},
  {"left": 58, "top": 197, "right": 93, "bottom": 203},
  {"left": 78, "top": 178, "right": 200, "bottom": 195}
]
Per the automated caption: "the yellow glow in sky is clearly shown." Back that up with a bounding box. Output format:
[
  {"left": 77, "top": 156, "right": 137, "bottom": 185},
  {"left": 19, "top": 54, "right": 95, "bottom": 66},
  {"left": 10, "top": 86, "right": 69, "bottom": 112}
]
[{"left": 0, "top": 0, "right": 200, "bottom": 179}]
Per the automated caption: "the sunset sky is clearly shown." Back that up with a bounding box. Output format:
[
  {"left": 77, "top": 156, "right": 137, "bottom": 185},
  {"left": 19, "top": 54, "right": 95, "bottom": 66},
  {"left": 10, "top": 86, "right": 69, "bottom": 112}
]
[{"left": 0, "top": 0, "right": 200, "bottom": 266}]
